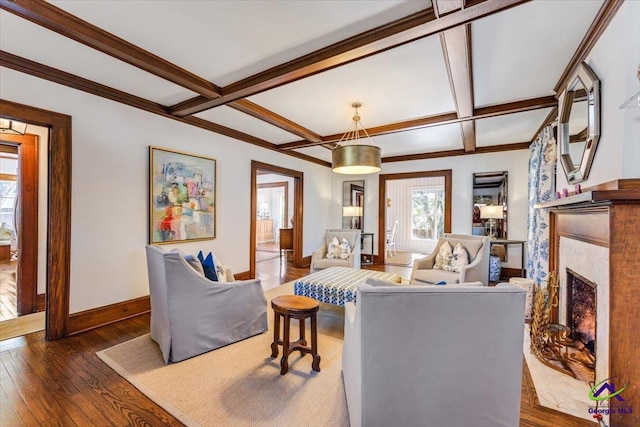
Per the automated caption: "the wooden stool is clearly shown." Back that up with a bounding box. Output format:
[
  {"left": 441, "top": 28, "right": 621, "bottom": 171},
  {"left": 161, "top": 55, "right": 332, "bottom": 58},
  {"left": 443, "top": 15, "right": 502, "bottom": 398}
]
[{"left": 270, "top": 295, "right": 321, "bottom": 375}]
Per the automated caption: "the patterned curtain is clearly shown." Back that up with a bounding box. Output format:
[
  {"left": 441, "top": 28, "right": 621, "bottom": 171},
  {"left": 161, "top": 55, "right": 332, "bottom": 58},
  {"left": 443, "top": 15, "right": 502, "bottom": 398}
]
[{"left": 527, "top": 126, "right": 556, "bottom": 284}]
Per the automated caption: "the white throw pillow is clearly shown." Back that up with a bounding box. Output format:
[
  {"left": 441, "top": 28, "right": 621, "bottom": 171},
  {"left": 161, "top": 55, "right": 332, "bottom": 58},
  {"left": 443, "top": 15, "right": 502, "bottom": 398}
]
[
  {"left": 434, "top": 241, "right": 452, "bottom": 270},
  {"left": 212, "top": 253, "right": 228, "bottom": 282},
  {"left": 448, "top": 243, "right": 470, "bottom": 273},
  {"left": 339, "top": 238, "right": 352, "bottom": 260},
  {"left": 326, "top": 236, "right": 341, "bottom": 259}
]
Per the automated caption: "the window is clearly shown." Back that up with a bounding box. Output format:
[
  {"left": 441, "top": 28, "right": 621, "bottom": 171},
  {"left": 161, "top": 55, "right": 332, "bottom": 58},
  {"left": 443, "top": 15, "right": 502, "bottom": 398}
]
[{"left": 411, "top": 188, "right": 444, "bottom": 240}]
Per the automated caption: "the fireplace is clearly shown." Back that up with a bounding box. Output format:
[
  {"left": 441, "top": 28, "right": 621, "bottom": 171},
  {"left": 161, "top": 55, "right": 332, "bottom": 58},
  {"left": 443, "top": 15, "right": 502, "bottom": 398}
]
[{"left": 565, "top": 268, "right": 596, "bottom": 382}]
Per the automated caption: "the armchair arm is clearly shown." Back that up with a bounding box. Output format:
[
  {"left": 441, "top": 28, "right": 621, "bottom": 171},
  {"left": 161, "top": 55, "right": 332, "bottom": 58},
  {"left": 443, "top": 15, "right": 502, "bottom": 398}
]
[
  {"left": 311, "top": 244, "right": 327, "bottom": 264},
  {"left": 459, "top": 247, "right": 489, "bottom": 285},
  {"left": 410, "top": 252, "right": 436, "bottom": 282}
]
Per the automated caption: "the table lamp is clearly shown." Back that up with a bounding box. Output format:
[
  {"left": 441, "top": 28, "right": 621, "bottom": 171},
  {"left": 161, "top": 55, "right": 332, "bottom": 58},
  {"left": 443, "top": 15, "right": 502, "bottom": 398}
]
[
  {"left": 480, "top": 205, "right": 503, "bottom": 238},
  {"left": 343, "top": 206, "right": 363, "bottom": 229}
]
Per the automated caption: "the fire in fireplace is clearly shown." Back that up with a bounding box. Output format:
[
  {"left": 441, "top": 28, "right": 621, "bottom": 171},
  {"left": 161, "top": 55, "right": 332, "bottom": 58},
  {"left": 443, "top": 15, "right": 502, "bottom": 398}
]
[{"left": 565, "top": 268, "right": 597, "bottom": 382}]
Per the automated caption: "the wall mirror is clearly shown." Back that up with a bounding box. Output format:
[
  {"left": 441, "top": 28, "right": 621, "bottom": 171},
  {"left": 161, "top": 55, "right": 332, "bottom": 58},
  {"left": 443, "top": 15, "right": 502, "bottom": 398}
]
[
  {"left": 472, "top": 172, "right": 507, "bottom": 260},
  {"left": 557, "top": 61, "right": 601, "bottom": 184},
  {"left": 342, "top": 180, "right": 364, "bottom": 230}
]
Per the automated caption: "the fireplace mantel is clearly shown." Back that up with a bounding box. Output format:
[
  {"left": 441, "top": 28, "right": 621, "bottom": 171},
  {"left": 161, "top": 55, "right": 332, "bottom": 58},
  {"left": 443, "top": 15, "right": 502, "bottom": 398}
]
[{"left": 537, "top": 179, "right": 640, "bottom": 427}]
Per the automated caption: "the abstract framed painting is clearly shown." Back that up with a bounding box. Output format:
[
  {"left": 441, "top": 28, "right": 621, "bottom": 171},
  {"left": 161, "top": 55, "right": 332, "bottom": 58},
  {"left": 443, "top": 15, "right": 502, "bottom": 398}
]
[{"left": 149, "top": 146, "right": 216, "bottom": 244}]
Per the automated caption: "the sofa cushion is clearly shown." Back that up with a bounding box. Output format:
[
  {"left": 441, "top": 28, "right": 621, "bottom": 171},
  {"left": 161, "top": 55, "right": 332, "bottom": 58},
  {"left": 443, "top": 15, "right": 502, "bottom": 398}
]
[
  {"left": 325, "top": 231, "right": 357, "bottom": 249},
  {"left": 212, "top": 253, "right": 229, "bottom": 282},
  {"left": 170, "top": 248, "right": 205, "bottom": 276},
  {"left": 412, "top": 269, "right": 460, "bottom": 285},
  {"left": 326, "top": 236, "right": 341, "bottom": 259},
  {"left": 446, "top": 238, "right": 483, "bottom": 260},
  {"left": 448, "top": 243, "right": 470, "bottom": 273}
]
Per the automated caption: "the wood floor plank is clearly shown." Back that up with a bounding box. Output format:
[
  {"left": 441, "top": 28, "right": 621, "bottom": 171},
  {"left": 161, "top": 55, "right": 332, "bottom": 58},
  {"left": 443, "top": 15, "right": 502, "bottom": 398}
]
[{"left": 0, "top": 257, "right": 596, "bottom": 426}]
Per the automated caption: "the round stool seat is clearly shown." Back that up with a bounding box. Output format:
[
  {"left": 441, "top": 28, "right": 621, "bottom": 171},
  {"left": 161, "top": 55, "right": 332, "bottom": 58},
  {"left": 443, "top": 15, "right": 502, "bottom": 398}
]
[{"left": 270, "top": 295, "right": 321, "bottom": 375}]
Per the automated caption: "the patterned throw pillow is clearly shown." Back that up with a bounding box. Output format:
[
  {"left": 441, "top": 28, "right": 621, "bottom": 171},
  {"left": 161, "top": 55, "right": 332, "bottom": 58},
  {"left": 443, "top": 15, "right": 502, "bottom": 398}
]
[
  {"left": 326, "top": 236, "right": 342, "bottom": 259},
  {"left": 212, "top": 253, "right": 228, "bottom": 282},
  {"left": 448, "top": 243, "right": 470, "bottom": 273},
  {"left": 339, "top": 238, "right": 352, "bottom": 260},
  {"left": 434, "top": 241, "right": 452, "bottom": 270}
]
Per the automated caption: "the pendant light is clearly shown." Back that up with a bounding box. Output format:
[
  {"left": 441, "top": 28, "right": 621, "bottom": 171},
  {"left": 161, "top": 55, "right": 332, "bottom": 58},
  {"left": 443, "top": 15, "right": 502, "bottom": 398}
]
[{"left": 332, "top": 102, "right": 381, "bottom": 174}]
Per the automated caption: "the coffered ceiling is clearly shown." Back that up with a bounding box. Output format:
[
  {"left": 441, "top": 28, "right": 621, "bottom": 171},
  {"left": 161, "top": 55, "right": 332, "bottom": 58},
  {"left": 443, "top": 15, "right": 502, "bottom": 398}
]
[{"left": 0, "top": 0, "right": 617, "bottom": 167}]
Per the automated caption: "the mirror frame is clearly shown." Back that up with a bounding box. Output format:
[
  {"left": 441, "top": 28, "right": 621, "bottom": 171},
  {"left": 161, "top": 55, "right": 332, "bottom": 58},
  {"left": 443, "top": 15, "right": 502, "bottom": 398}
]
[
  {"left": 557, "top": 62, "right": 601, "bottom": 184},
  {"left": 342, "top": 180, "right": 364, "bottom": 230}
]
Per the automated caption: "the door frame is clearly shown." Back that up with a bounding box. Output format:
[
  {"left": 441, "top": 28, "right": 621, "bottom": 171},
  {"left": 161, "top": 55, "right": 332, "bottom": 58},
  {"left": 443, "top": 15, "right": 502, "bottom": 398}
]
[
  {"left": 250, "top": 161, "right": 303, "bottom": 277},
  {"left": 377, "top": 169, "right": 452, "bottom": 264},
  {"left": 0, "top": 99, "right": 72, "bottom": 340},
  {"left": 0, "top": 134, "right": 39, "bottom": 315}
]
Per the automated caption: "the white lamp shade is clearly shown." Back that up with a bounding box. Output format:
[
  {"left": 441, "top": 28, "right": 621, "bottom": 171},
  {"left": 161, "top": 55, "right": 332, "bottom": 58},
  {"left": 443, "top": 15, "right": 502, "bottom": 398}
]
[
  {"left": 480, "top": 205, "right": 503, "bottom": 219},
  {"left": 343, "top": 206, "right": 363, "bottom": 217}
]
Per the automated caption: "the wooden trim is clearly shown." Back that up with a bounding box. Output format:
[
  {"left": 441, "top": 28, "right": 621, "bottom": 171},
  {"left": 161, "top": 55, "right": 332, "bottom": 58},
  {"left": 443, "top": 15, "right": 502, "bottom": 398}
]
[
  {"left": 68, "top": 296, "right": 150, "bottom": 336},
  {"left": 0, "top": 0, "right": 221, "bottom": 99},
  {"left": 382, "top": 141, "right": 530, "bottom": 163},
  {"left": 0, "top": 172, "right": 17, "bottom": 181},
  {"left": 280, "top": 96, "right": 556, "bottom": 151},
  {"left": 0, "top": 133, "right": 38, "bottom": 316},
  {"left": 0, "top": 51, "right": 330, "bottom": 169},
  {"left": 553, "top": 0, "right": 624, "bottom": 93},
  {"left": 0, "top": 99, "right": 72, "bottom": 340},
  {"left": 169, "top": 0, "right": 532, "bottom": 116},
  {"left": 378, "top": 170, "right": 452, "bottom": 264},
  {"left": 233, "top": 270, "right": 251, "bottom": 281},
  {"left": 36, "top": 293, "right": 45, "bottom": 312},
  {"left": 501, "top": 267, "right": 526, "bottom": 280},
  {"left": 250, "top": 161, "right": 304, "bottom": 278}
]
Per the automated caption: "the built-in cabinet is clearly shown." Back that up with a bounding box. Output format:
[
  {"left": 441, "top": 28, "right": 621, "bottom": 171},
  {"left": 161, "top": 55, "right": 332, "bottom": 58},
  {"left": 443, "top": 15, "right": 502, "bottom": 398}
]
[{"left": 256, "top": 219, "right": 274, "bottom": 243}]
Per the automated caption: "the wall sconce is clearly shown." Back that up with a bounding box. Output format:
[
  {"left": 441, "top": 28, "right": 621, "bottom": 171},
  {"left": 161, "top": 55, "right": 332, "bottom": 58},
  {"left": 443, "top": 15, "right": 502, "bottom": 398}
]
[{"left": 386, "top": 198, "right": 392, "bottom": 208}]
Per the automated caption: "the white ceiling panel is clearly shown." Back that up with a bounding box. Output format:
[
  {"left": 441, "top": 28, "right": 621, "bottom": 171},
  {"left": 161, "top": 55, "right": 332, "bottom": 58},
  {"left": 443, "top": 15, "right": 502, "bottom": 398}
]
[
  {"left": 369, "top": 123, "right": 463, "bottom": 157},
  {"left": 248, "top": 36, "right": 455, "bottom": 136},
  {"left": 52, "top": 0, "right": 427, "bottom": 87},
  {"left": 476, "top": 108, "right": 553, "bottom": 147},
  {"left": 294, "top": 146, "right": 332, "bottom": 163},
  {"left": 472, "top": 0, "right": 604, "bottom": 106},
  {"left": 194, "top": 106, "right": 299, "bottom": 144},
  {"left": 0, "top": 10, "right": 196, "bottom": 106}
]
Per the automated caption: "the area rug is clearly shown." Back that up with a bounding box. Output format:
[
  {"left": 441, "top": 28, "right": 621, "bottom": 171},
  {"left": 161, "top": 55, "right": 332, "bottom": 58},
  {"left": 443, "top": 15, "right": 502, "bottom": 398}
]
[
  {"left": 256, "top": 250, "right": 281, "bottom": 262},
  {"left": 385, "top": 251, "right": 419, "bottom": 266},
  {"left": 97, "top": 282, "right": 349, "bottom": 427}
]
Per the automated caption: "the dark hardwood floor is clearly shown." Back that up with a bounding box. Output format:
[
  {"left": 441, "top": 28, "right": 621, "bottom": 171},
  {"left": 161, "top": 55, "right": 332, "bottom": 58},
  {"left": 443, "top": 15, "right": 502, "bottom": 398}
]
[{"left": 0, "top": 257, "right": 594, "bottom": 426}]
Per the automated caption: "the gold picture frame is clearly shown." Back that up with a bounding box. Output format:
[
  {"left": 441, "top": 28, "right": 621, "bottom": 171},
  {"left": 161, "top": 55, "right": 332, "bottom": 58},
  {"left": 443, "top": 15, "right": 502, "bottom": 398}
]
[{"left": 149, "top": 146, "right": 216, "bottom": 244}]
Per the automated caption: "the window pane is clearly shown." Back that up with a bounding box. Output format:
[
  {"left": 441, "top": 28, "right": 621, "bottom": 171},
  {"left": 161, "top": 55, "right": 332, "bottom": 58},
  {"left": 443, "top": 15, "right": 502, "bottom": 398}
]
[{"left": 411, "top": 188, "right": 444, "bottom": 240}]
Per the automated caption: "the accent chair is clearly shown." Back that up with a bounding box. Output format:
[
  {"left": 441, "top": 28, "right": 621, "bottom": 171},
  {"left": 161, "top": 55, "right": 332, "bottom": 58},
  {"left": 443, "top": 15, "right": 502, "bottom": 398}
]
[
  {"left": 145, "top": 245, "right": 268, "bottom": 363},
  {"left": 342, "top": 279, "right": 526, "bottom": 427},
  {"left": 310, "top": 229, "right": 361, "bottom": 273},
  {"left": 410, "top": 233, "right": 490, "bottom": 285}
]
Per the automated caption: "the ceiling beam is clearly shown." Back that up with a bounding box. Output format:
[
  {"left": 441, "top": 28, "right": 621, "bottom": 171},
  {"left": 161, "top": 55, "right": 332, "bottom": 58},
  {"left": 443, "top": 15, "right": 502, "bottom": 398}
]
[
  {"left": 279, "top": 95, "right": 556, "bottom": 150},
  {"left": 0, "top": 0, "right": 222, "bottom": 99},
  {"left": 435, "top": 0, "right": 476, "bottom": 152},
  {"left": 0, "top": 50, "right": 329, "bottom": 167},
  {"left": 169, "top": 0, "right": 532, "bottom": 116},
  {"left": 382, "top": 142, "right": 531, "bottom": 163},
  {"left": 553, "top": 0, "right": 624, "bottom": 94},
  {"left": 227, "top": 99, "right": 323, "bottom": 143}
]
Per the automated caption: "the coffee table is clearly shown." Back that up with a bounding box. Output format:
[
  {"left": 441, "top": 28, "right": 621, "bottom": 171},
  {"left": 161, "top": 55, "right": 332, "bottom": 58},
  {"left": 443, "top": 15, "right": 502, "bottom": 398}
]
[{"left": 294, "top": 266, "right": 401, "bottom": 306}]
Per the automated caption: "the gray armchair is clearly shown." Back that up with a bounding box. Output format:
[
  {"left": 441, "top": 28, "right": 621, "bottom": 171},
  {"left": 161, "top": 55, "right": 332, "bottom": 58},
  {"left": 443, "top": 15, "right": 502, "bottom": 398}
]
[
  {"left": 342, "top": 279, "right": 526, "bottom": 427},
  {"left": 310, "top": 229, "right": 361, "bottom": 273},
  {"left": 145, "top": 245, "right": 268, "bottom": 363},
  {"left": 410, "top": 233, "right": 490, "bottom": 285}
]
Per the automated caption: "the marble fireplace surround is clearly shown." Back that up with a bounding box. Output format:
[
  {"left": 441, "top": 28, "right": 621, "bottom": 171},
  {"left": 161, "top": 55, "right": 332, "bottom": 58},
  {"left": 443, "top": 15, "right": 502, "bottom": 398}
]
[{"left": 534, "top": 179, "right": 640, "bottom": 427}]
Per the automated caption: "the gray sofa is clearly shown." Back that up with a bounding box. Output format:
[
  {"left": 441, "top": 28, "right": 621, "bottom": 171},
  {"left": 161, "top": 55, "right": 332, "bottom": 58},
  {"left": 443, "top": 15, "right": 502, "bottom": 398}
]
[
  {"left": 342, "top": 279, "right": 526, "bottom": 427},
  {"left": 145, "top": 245, "right": 268, "bottom": 363},
  {"left": 410, "top": 233, "right": 490, "bottom": 285}
]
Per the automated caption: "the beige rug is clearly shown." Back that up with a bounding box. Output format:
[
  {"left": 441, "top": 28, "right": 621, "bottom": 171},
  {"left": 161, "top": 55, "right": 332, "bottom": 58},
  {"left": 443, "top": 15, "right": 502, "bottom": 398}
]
[
  {"left": 386, "top": 251, "right": 419, "bottom": 266},
  {"left": 97, "top": 282, "right": 350, "bottom": 427}
]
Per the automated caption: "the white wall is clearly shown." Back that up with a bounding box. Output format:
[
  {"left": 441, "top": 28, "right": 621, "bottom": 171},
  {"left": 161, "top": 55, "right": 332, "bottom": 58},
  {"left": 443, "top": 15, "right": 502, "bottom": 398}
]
[
  {"left": 331, "top": 149, "right": 531, "bottom": 269},
  {"left": 256, "top": 173, "right": 295, "bottom": 230},
  {"left": 556, "top": 0, "right": 640, "bottom": 190},
  {"left": 0, "top": 69, "right": 333, "bottom": 314}
]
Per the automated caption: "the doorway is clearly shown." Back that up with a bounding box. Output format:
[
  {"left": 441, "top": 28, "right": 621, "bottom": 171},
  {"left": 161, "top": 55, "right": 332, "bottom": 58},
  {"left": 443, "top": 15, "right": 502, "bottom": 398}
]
[
  {"left": 378, "top": 170, "right": 452, "bottom": 266},
  {"left": 0, "top": 133, "right": 40, "bottom": 325},
  {"left": 1, "top": 99, "right": 72, "bottom": 341},
  {"left": 250, "top": 161, "right": 303, "bottom": 280}
]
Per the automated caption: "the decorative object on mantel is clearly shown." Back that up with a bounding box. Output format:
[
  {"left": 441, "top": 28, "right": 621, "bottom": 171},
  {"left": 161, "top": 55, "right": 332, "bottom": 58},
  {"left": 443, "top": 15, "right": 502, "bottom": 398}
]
[
  {"left": 331, "top": 102, "right": 381, "bottom": 175},
  {"left": 0, "top": 118, "right": 27, "bottom": 135},
  {"left": 530, "top": 272, "right": 595, "bottom": 383}
]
